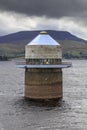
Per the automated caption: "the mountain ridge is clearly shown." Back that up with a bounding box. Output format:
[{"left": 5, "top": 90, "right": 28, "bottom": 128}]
[{"left": 0, "top": 30, "right": 86, "bottom": 43}]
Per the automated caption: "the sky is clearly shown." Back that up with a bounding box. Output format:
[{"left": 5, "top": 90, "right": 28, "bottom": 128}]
[{"left": 0, "top": 0, "right": 87, "bottom": 40}]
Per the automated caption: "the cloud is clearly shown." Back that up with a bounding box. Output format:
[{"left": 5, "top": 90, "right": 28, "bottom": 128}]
[
  {"left": 0, "top": 11, "right": 87, "bottom": 40},
  {"left": 0, "top": 0, "right": 87, "bottom": 40},
  {"left": 0, "top": 11, "right": 37, "bottom": 35},
  {"left": 0, "top": 0, "right": 87, "bottom": 19}
]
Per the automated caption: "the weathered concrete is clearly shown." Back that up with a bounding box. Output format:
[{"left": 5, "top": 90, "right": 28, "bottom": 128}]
[
  {"left": 25, "top": 68, "right": 63, "bottom": 99},
  {"left": 25, "top": 45, "right": 62, "bottom": 59}
]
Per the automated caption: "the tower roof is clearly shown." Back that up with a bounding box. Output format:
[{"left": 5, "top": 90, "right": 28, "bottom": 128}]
[{"left": 27, "top": 31, "right": 60, "bottom": 46}]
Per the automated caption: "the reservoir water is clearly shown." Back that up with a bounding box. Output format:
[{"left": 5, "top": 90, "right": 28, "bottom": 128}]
[{"left": 0, "top": 60, "right": 87, "bottom": 130}]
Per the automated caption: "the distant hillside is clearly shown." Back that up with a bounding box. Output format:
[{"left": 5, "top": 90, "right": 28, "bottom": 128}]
[
  {"left": 0, "top": 30, "right": 87, "bottom": 43},
  {"left": 59, "top": 40, "right": 87, "bottom": 59},
  {"left": 0, "top": 30, "right": 87, "bottom": 59}
]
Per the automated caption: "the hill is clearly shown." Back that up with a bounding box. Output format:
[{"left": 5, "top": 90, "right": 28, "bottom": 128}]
[
  {"left": 0, "top": 30, "right": 87, "bottom": 43},
  {"left": 0, "top": 30, "right": 87, "bottom": 59}
]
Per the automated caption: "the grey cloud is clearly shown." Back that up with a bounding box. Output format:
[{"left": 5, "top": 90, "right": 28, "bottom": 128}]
[{"left": 0, "top": 0, "right": 87, "bottom": 18}]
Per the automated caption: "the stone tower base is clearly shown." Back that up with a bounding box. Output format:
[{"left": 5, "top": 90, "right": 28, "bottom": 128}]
[{"left": 25, "top": 68, "right": 63, "bottom": 100}]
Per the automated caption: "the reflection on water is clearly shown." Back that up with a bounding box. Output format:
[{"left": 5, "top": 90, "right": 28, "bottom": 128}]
[
  {"left": 13, "top": 97, "right": 69, "bottom": 111},
  {"left": 0, "top": 60, "right": 87, "bottom": 130}
]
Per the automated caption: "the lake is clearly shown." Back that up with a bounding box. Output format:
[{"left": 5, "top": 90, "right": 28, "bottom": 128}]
[{"left": 0, "top": 60, "right": 87, "bottom": 130}]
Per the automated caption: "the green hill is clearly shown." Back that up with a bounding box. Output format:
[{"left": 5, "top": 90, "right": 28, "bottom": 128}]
[
  {"left": 59, "top": 40, "right": 87, "bottom": 59},
  {"left": 0, "top": 30, "right": 87, "bottom": 59}
]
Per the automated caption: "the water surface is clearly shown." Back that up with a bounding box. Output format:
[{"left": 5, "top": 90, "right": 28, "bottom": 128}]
[{"left": 0, "top": 60, "right": 87, "bottom": 130}]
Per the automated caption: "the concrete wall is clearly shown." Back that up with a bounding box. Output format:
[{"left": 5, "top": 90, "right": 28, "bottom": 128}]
[
  {"left": 25, "top": 68, "right": 63, "bottom": 99},
  {"left": 25, "top": 45, "right": 62, "bottom": 59}
]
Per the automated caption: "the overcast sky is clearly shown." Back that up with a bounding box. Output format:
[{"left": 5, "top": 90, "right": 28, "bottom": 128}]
[{"left": 0, "top": 0, "right": 87, "bottom": 39}]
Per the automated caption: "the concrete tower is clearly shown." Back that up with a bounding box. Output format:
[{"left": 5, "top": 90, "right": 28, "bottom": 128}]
[{"left": 18, "top": 31, "right": 71, "bottom": 100}]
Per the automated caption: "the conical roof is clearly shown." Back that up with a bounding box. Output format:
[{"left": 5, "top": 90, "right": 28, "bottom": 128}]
[{"left": 27, "top": 31, "right": 60, "bottom": 46}]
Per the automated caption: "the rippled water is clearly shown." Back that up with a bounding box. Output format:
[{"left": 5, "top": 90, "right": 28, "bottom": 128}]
[{"left": 0, "top": 60, "right": 87, "bottom": 130}]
